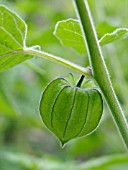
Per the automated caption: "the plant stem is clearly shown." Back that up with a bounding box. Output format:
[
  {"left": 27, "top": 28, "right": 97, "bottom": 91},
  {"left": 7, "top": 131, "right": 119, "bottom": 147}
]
[
  {"left": 74, "top": 0, "right": 128, "bottom": 149},
  {"left": 76, "top": 75, "right": 85, "bottom": 87},
  {"left": 24, "top": 47, "right": 91, "bottom": 76}
]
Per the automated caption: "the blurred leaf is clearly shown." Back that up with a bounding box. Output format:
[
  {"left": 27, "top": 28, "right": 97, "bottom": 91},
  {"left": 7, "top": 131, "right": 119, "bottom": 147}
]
[
  {"left": 0, "top": 97, "right": 16, "bottom": 116},
  {"left": 1, "top": 152, "right": 128, "bottom": 170},
  {"left": 0, "top": 5, "right": 33, "bottom": 72},
  {"left": 79, "top": 154, "right": 128, "bottom": 170},
  {"left": 0, "top": 151, "right": 77, "bottom": 170},
  {"left": 0, "top": 78, "right": 22, "bottom": 116},
  {"left": 99, "top": 28, "right": 128, "bottom": 45},
  {"left": 54, "top": 19, "right": 128, "bottom": 53},
  {"left": 0, "top": 152, "right": 36, "bottom": 170},
  {"left": 67, "top": 132, "right": 103, "bottom": 158}
]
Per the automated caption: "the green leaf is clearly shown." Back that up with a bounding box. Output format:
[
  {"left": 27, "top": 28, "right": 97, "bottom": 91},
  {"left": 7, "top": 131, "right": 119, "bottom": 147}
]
[
  {"left": 0, "top": 5, "right": 33, "bottom": 72},
  {"left": 79, "top": 154, "right": 128, "bottom": 170},
  {"left": 1, "top": 152, "right": 128, "bottom": 170},
  {"left": 54, "top": 19, "right": 128, "bottom": 54},
  {"left": 54, "top": 19, "right": 86, "bottom": 54},
  {"left": 39, "top": 75, "right": 103, "bottom": 146},
  {"left": 99, "top": 28, "right": 128, "bottom": 45}
]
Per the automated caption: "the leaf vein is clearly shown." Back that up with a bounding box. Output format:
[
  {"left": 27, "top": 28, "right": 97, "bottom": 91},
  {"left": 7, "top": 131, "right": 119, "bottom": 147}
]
[
  {"left": 0, "top": 26, "right": 22, "bottom": 47},
  {"left": 63, "top": 88, "right": 77, "bottom": 138},
  {"left": 77, "top": 91, "right": 90, "bottom": 136},
  {"left": 51, "top": 85, "right": 70, "bottom": 128}
]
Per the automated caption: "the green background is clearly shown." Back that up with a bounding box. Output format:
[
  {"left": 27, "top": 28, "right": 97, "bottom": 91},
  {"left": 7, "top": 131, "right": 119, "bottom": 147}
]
[{"left": 0, "top": 0, "right": 128, "bottom": 169}]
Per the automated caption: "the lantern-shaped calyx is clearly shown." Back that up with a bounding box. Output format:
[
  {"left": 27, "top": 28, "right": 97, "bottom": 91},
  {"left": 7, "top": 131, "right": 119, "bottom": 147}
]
[{"left": 39, "top": 75, "right": 103, "bottom": 146}]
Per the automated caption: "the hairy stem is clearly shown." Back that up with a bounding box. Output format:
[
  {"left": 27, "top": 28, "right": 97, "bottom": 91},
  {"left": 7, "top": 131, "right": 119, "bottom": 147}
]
[
  {"left": 24, "top": 48, "right": 91, "bottom": 77},
  {"left": 74, "top": 0, "right": 128, "bottom": 149}
]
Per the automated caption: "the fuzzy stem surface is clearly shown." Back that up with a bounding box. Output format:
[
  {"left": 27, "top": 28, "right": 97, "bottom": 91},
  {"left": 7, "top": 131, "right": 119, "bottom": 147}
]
[{"left": 74, "top": 0, "right": 128, "bottom": 149}]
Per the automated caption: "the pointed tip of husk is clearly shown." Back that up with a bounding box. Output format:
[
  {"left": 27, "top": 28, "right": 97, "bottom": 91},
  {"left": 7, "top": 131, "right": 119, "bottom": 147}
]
[{"left": 60, "top": 140, "right": 68, "bottom": 148}]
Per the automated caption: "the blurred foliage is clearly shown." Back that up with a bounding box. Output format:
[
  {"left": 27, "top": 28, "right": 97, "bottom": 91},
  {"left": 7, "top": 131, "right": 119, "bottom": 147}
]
[{"left": 0, "top": 0, "right": 128, "bottom": 169}]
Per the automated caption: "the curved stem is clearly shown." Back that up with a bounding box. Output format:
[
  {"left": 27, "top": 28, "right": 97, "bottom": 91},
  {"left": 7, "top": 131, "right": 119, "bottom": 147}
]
[
  {"left": 24, "top": 47, "right": 91, "bottom": 77},
  {"left": 74, "top": 0, "right": 128, "bottom": 149}
]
